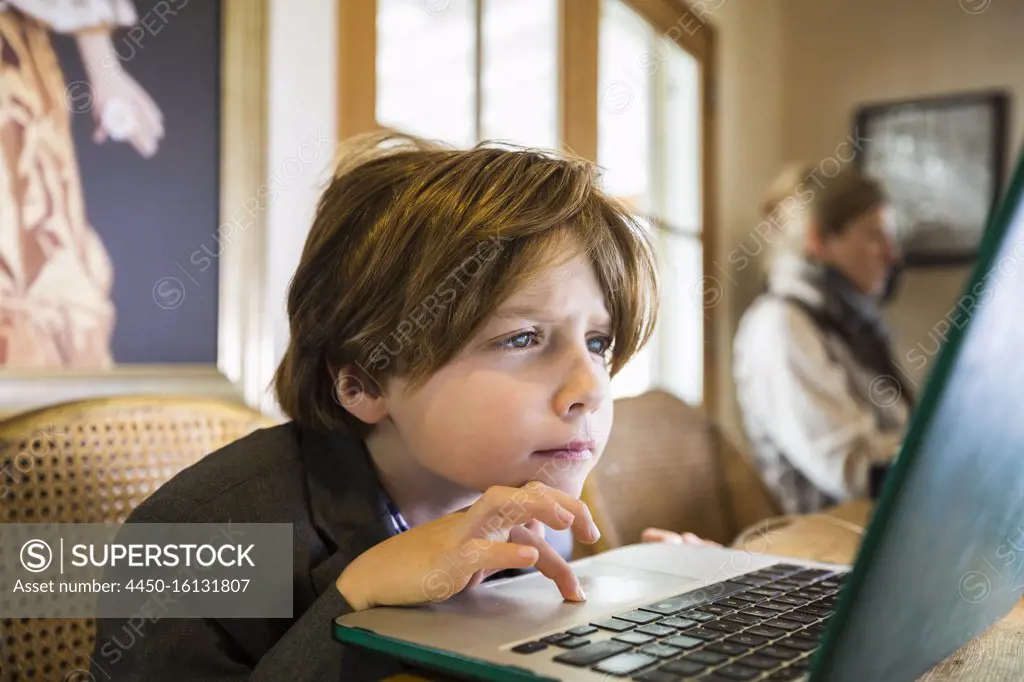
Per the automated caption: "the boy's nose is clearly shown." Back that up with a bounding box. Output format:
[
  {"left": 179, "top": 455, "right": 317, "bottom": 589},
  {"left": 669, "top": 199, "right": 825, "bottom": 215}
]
[{"left": 553, "top": 354, "right": 609, "bottom": 419}]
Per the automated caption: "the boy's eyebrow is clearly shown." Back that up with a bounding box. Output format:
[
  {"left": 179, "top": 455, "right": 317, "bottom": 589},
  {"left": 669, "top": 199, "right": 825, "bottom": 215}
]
[{"left": 493, "top": 304, "right": 613, "bottom": 327}]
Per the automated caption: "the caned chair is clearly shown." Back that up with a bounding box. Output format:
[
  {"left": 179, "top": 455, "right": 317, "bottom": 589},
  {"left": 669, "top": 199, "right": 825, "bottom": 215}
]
[
  {"left": 581, "top": 389, "right": 780, "bottom": 554},
  {"left": 0, "top": 396, "right": 276, "bottom": 682}
]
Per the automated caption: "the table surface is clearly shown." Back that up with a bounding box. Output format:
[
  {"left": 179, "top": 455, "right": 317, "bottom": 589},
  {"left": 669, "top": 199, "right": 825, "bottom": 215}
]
[{"left": 388, "top": 500, "right": 1024, "bottom": 681}]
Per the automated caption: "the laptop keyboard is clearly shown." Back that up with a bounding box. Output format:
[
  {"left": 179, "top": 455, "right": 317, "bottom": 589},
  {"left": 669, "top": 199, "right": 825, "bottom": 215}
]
[{"left": 510, "top": 563, "right": 847, "bottom": 681}]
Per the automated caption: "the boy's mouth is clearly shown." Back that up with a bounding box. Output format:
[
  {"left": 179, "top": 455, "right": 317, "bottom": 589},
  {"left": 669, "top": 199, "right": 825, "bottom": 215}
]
[{"left": 531, "top": 440, "right": 596, "bottom": 461}]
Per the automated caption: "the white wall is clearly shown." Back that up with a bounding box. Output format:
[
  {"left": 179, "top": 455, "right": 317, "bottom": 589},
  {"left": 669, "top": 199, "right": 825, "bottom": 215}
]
[{"left": 260, "top": 0, "right": 338, "bottom": 414}]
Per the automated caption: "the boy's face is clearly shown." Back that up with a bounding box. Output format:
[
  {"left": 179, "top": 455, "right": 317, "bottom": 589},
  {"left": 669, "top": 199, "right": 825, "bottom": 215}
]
[{"left": 370, "top": 248, "right": 614, "bottom": 499}]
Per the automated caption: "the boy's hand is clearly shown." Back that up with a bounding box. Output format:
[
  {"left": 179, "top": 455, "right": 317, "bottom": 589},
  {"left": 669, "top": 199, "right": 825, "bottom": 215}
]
[
  {"left": 336, "top": 481, "right": 601, "bottom": 611},
  {"left": 642, "top": 528, "right": 723, "bottom": 548}
]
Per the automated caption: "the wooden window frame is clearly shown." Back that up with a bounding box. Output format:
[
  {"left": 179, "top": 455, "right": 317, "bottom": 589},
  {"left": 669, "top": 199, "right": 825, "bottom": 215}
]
[{"left": 337, "top": 0, "right": 718, "bottom": 416}]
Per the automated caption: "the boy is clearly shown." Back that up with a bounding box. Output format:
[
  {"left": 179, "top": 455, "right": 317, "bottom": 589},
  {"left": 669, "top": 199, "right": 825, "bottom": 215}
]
[{"left": 90, "top": 133, "right": 660, "bottom": 680}]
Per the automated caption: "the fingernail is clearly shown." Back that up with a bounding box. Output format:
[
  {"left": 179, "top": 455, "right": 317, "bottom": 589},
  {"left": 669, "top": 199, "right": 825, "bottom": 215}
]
[
  {"left": 590, "top": 521, "right": 601, "bottom": 541},
  {"left": 556, "top": 505, "right": 575, "bottom": 525},
  {"left": 576, "top": 584, "right": 587, "bottom": 601}
]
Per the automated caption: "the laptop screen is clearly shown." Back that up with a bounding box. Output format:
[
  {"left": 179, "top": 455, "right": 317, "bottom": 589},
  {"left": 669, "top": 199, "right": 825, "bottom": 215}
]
[{"left": 812, "top": 143, "right": 1024, "bottom": 682}]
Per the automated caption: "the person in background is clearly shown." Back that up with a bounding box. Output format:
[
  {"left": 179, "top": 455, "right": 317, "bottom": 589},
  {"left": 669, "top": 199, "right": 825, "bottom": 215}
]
[{"left": 732, "top": 164, "right": 913, "bottom": 515}]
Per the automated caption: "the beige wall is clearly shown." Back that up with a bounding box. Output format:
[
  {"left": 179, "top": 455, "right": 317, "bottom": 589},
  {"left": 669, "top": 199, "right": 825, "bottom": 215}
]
[
  {"left": 713, "top": 0, "right": 1024, "bottom": 442},
  {"left": 712, "top": 0, "right": 785, "bottom": 441}
]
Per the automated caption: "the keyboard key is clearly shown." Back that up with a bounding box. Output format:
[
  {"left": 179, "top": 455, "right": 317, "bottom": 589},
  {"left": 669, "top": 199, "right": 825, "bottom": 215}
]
[
  {"left": 759, "top": 583, "right": 790, "bottom": 592},
  {"left": 683, "top": 610, "right": 716, "bottom": 623},
  {"left": 759, "top": 645, "right": 802, "bottom": 661},
  {"left": 761, "top": 602, "right": 794, "bottom": 613},
  {"left": 511, "top": 641, "right": 547, "bottom": 654},
  {"left": 639, "top": 581, "right": 747, "bottom": 616},
  {"left": 735, "top": 654, "right": 782, "bottom": 671},
  {"left": 637, "top": 624, "right": 676, "bottom": 637},
  {"left": 541, "top": 633, "right": 570, "bottom": 644},
  {"left": 705, "top": 641, "right": 749, "bottom": 656},
  {"left": 704, "top": 620, "right": 744, "bottom": 634},
  {"left": 726, "top": 633, "right": 769, "bottom": 647},
  {"left": 733, "top": 576, "right": 770, "bottom": 587},
  {"left": 792, "top": 657, "right": 812, "bottom": 670},
  {"left": 640, "top": 643, "right": 683, "bottom": 659},
  {"left": 568, "top": 625, "right": 598, "bottom": 636},
  {"left": 767, "top": 666, "right": 807, "bottom": 680},
  {"left": 553, "top": 640, "right": 631, "bottom": 666},
  {"left": 714, "top": 663, "right": 760, "bottom": 679},
  {"left": 617, "top": 610, "right": 664, "bottom": 625},
  {"left": 745, "top": 625, "right": 786, "bottom": 638},
  {"left": 739, "top": 607, "right": 776, "bottom": 619},
  {"left": 660, "top": 659, "right": 707, "bottom": 676},
  {"left": 684, "top": 649, "right": 727, "bottom": 665},
  {"left": 593, "top": 652, "right": 658, "bottom": 676},
  {"left": 554, "top": 636, "right": 591, "bottom": 649},
  {"left": 773, "top": 595, "right": 809, "bottom": 605},
  {"left": 772, "top": 581, "right": 804, "bottom": 590},
  {"left": 793, "top": 568, "right": 834, "bottom": 580},
  {"left": 766, "top": 563, "right": 805, "bottom": 572},
  {"left": 662, "top": 634, "right": 704, "bottom": 649},
  {"left": 819, "top": 580, "right": 840, "bottom": 590},
  {"left": 766, "top": 619, "right": 804, "bottom": 632},
  {"left": 718, "top": 598, "right": 750, "bottom": 609},
  {"left": 614, "top": 632, "right": 657, "bottom": 646},
  {"left": 593, "top": 618, "right": 637, "bottom": 632},
  {"left": 731, "top": 592, "right": 763, "bottom": 603},
  {"left": 659, "top": 616, "right": 698, "bottom": 629},
  {"left": 798, "top": 606, "right": 833, "bottom": 617},
  {"left": 703, "top": 604, "right": 736, "bottom": 615},
  {"left": 747, "top": 588, "right": 783, "bottom": 597},
  {"left": 678, "top": 628, "right": 722, "bottom": 642},
  {"left": 778, "top": 635, "right": 818, "bottom": 652},
  {"left": 722, "top": 613, "right": 760, "bottom": 626},
  {"left": 782, "top": 612, "right": 818, "bottom": 625}
]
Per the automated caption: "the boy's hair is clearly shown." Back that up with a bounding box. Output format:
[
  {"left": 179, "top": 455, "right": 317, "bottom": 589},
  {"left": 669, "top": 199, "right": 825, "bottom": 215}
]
[{"left": 274, "top": 132, "right": 660, "bottom": 437}]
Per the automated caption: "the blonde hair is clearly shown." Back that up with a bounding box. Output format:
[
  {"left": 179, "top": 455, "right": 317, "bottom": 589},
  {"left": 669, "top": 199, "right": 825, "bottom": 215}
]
[
  {"left": 274, "top": 132, "right": 660, "bottom": 437},
  {"left": 760, "top": 162, "right": 888, "bottom": 262}
]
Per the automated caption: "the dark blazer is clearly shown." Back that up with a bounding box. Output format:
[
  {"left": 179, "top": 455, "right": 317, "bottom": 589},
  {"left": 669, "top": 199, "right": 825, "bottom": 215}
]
[{"left": 89, "top": 423, "right": 409, "bottom": 681}]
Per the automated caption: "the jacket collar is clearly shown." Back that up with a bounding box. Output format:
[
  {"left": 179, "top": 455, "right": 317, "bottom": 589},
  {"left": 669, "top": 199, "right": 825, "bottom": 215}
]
[{"left": 298, "top": 426, "right": 400, "bottom": 597}]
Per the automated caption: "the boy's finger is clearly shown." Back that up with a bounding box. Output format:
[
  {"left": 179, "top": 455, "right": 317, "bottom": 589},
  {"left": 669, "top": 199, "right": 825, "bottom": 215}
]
[
  {"left": 509, "top": 525, "right": 584, "bottom": 602},
  {"left": 470, "top": 540, "right": 539, "bottom": 573},
  {"left": 517, "top": 481, "right": 602, "bottom": 545},
  {"left": 469, "top": 486, "right": 576, "bottom": 534},
  {"left": 642, "top": 528, "right": 684, "bottom": 544}
]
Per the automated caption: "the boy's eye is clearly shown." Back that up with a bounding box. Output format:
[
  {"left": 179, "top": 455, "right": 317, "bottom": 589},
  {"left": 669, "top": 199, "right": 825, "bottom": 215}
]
[
  {"left": 495, "top": 331, "right": 613, "bottom": 357},
  {"left": 588, "top": 335, "right": 613, "bottom": 357},
  {"left": 497, "top": 331, "right": 540, "bottom": 352}
]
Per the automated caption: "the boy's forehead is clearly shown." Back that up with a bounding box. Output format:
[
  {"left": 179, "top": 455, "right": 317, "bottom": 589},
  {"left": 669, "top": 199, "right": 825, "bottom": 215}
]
[{"left": 494, "top": 255, "right": 610, "bottom": 322}]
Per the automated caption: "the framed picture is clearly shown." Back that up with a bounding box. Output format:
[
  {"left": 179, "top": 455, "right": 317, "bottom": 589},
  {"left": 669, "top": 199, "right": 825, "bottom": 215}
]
[
  {"left": 0, "top": 0, "right": 269, "bottom": 413},
  {"left": 853, "top": 90, "right": 1009, "bottom": 267}
]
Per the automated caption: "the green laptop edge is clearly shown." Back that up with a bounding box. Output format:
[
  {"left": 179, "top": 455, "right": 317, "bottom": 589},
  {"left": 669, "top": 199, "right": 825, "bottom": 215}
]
[
  {"left": 810, "top": 138, "right": 1024, "bottom": 680},
  {"left": 333, "top": 623, "right": 560, "bottom": 681}
]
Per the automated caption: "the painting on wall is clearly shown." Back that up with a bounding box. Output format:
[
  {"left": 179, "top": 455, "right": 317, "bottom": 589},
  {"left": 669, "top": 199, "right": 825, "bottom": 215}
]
[
  {"left": 853, "top": 91, "right": 1009, "bottom": 267},
  {"left": 0, "top": 0, "right": 267, "bottom": 411}
]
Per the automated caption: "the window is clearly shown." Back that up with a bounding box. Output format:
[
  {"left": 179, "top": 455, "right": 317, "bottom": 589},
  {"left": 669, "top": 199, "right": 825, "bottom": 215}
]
[
  {"left": 598, "top": 0, "right": 704, "bottom": 404},
  {"left": 376, "top": 0, "right": 558, "bottom": 149}
]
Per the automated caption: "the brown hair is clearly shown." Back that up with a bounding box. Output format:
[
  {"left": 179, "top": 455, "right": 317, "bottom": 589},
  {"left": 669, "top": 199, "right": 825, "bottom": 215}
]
[
  {"left": 760, "top": 162, "right": 887, "bottom": 238},
  {"left": 274, "top": 132, "right": 660, "bottom": 438}
]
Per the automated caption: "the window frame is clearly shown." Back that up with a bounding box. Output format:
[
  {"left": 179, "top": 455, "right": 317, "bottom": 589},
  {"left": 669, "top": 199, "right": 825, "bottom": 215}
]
[{"left": 336, "top": 0, "right": 719, "bottom": 417}]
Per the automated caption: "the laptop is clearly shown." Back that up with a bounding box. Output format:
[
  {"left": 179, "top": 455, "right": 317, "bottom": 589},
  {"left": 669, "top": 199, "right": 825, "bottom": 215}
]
[{"left": 333, "top": 141, "right": 1024, "bottom": 681}]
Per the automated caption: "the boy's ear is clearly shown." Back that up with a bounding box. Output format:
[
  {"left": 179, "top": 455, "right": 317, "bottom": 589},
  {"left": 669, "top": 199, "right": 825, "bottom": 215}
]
[{"left": 334, "top": 366, "right": 389, "bottom": 424}]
